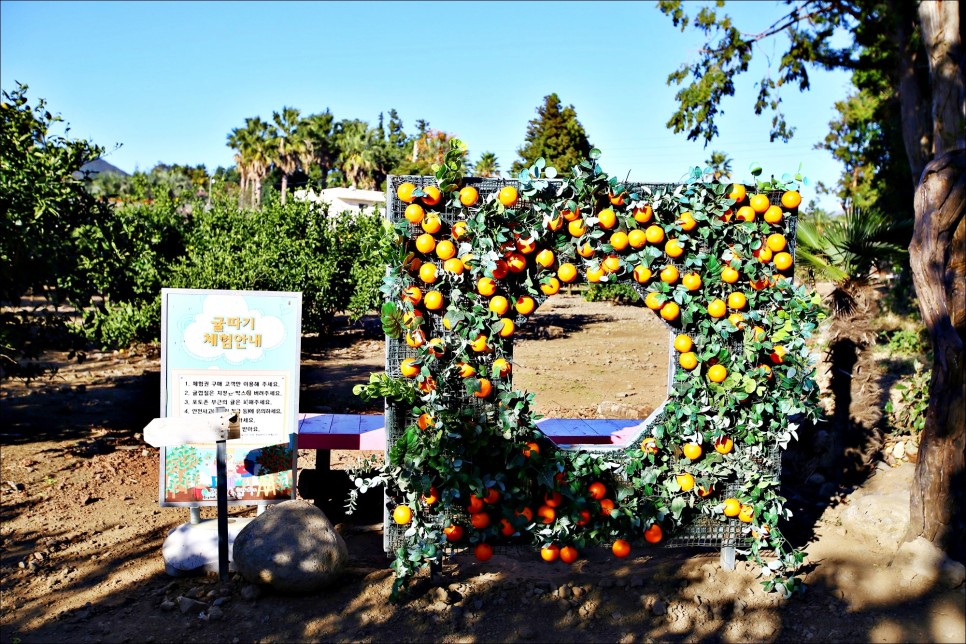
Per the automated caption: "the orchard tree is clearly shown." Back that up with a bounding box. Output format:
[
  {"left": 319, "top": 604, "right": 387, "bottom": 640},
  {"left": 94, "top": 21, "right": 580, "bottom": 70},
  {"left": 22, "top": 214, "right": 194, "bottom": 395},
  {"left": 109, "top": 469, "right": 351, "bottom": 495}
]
[
  {"left": 660, "top": 0, "right": 964, "bottom": 560},
  {"left": 272, "top": 107, "right": 307, "bottom": 205},
  {"left": 473, "top": 151, "right": 500, "bottom": 177},
  {"left": 512, "top": 93, "right": 593, "bottom": 175}
]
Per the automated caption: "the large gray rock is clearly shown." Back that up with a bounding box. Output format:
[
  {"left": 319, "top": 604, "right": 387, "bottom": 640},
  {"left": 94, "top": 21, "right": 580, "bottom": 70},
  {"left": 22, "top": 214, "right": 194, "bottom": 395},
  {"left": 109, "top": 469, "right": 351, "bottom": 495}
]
[{"left": 232, "top": 500, "right": 348, "bottom": 593}]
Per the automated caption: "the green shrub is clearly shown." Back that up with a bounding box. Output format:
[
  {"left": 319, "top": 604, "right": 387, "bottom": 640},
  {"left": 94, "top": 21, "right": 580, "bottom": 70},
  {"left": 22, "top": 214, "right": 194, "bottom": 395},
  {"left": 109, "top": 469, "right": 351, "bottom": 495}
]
[
  {"left": 885, "top": 362, "right": 931, "bottom": 436},
  {"left": 879, "top": 327, "right": 929, "bottom": 356},
  {"left": 583, "top": 282, "right": 641, "bottom": 305},
  {"left": 80, "top": 298, "right": 161, "bottom": 349}
]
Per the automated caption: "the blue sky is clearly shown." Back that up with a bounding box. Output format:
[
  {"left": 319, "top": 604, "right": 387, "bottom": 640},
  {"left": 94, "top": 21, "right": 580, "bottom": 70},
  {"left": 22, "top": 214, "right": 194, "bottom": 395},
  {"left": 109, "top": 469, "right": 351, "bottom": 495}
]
[{"left": 1, "top": 1, "right": 853, "bottom": 210}]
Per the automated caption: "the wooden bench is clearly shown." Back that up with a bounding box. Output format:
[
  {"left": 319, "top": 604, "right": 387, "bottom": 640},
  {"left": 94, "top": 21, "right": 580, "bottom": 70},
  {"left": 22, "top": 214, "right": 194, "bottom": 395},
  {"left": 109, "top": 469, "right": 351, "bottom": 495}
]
[{"left": 296, "top": 412, "right": 657, "bottom": 471}]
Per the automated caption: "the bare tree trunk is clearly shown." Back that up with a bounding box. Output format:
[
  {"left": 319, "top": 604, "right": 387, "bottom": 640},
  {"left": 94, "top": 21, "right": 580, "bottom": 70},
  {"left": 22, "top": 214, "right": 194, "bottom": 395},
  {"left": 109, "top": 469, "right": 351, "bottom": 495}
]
[
  {"left": 893, "top": 1, "right": 932, "bottom": 186},
  {"left": 907, "top": 149, "right": 966, "bottom": 560},
  {"left": 281, "top": 174, "right": 288, "bottom": 206},
  {"left": 918, "top": 0, "right": 966, "bottom": 156}
]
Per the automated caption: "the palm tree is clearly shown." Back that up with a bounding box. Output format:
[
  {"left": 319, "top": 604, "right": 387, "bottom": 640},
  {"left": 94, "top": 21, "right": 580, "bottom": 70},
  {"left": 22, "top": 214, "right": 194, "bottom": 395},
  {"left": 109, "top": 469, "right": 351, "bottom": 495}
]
[
  {"left": 301, "top": 110, "right": 337, "bottom": 189},
  {"left": 336, "top": 120, "right": 377, "bottom": 189},
  {"left": 227, "top": 117, "right": 276, "bottom": 209},
  {"left": 706, "top": 150, "right": 733, "bottom": 181},
  {"left": 796, "top": 208, "right": 909, "bottom": 479},
  {"left": 474, "top": 151, "right": 500, "bottom": 177},
  {"left": 226, "top": 127, "right": 251, "bottom": 208},
  {"left": 272, "top": 107, "right": 308, "bottom": 205}
]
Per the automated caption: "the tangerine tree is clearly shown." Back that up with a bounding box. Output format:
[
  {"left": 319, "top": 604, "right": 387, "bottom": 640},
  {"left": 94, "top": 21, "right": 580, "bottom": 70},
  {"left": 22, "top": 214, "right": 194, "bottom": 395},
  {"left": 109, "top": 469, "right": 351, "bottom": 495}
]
[{"left": 353, "top": 141, "right": 822, "bottom": 600}]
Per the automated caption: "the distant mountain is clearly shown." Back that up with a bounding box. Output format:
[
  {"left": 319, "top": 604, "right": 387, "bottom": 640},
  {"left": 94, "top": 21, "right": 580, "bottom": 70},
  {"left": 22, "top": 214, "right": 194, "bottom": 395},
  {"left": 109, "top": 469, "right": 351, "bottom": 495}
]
[{"left": 73, "top": 158, "right": 129, "bottom": 180}]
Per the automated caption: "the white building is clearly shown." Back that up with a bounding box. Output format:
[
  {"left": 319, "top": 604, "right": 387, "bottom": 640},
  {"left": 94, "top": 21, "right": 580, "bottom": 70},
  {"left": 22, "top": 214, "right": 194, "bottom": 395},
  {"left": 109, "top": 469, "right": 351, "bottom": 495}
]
[{"left": 294, "top": 187, "right": 386, "bottom": 214}]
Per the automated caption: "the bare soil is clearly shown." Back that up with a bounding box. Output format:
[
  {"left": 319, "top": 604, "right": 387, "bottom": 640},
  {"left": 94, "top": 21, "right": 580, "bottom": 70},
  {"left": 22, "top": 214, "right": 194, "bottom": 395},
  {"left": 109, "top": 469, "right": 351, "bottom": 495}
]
[{"left": 1, "top": 296, "right": 963, "bottom": 643}]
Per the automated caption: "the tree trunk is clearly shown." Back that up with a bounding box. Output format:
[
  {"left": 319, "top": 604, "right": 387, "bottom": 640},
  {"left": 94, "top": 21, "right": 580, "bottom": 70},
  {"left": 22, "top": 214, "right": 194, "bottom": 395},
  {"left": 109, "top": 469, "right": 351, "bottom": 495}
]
[
  {"left": 918, "top": 0, "right": 966, "bottom": 156},
  {"left": 906, "top": 149, "right": 966, "bottom": 561},
  {"left": 893, "top": 3, "right": 932, "bottom": 186},
  {"left": 281, "top": 174, "right": 288, "bottom": 206}
]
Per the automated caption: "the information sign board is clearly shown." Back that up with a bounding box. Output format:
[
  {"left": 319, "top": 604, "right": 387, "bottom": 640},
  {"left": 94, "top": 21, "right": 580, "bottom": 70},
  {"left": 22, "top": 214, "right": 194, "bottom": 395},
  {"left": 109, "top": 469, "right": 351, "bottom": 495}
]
[{"left": 159, "top": 289, "right": 301, "bottom": 506}]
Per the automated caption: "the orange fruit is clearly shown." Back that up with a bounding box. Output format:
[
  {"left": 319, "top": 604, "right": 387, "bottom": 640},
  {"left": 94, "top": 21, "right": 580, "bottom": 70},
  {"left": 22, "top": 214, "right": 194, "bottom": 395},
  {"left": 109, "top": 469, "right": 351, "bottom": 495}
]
[
  {"left": 696, "top": 484, "right": 714, "bottom": 498},
  {"left": 402, "top": 285, "right": 422, "bottom": 305},
  {"left": 559, "top": 545, "right": 579, "bottom": 564},
  {"left": 568, "top": 219, "right": 587, "bottom": 237},
  {"left": 599, "top": 498, "right": 615, "bottom": 516},
  {"left": 645, "top": 225, "right": 665, "bottom": 245},
  {"left": 707, "top": 364, "right": 728, "bottom": 383},
  {"left": 497, "top": 318, "right": 515, "bottom": 337},
  {"left": 515, "top": 507, "right": 535, "bottom": 523},
  {"left": 719, "top": 209, "right": 733, "bottom": 223},
  {"left": 727, "top": 184, "right": 746, "bottom": 202},
  {"left": 738, "top": 505, "right": 755, "bottom": 523},
  {"left": 727, "top": 292, "right": 747, "bottom": 310},
  {"left": 781, "top": 190, "right": 802, "bottom": 209},
  {"left": 770, "top": 345, "right": 786, "bottom": 364},
  {"left": 444, "top": 524, "right": 463, "bottom": 542},
  {"left": 506, "top": 252, "right": 527, "bottom": 273},
  {"left": 475, "top": 378, "right": 493, "bottom": 398},
  {"left": 557, "top": 263, "right": 578, "bottom": 283},
  {"left": 610, "top": 231, "right": 629, "bottom": 251},
  {"left": 515, "top": 296, "right": 536, "bottom": 315},
  {"left": 561, "top": 208, "right": 581, "bottom": 221},
  {"left": 633, "top": 265, "right": 653, "bottom": 284},
  {"left": 764, "top": 204, "right": 783, "bottom": 224},
  {"left": 588, "top": 482, "right": 607, "bottom": 500},
  {"left": 418, "top": 377, "right": 436, "bottom": 393},
  {"left": 754, "top": 245, "right": 773, "bottom": 263},
  {"left": 601, "top": 255, "right": 620, "bottom": 273},
  {"left": 576, "top": 509, "right": 591, "bottom": 526},
  {"left": 420, "top": 185, "right": 442, "bottom": 206},
  {"left": 416, "top": 413, "right": 436, "bottom": 430},
  {"left": 404, "top": 203, "right": 425, "bottom": 224},
  {"left": 544, "top": 491, "right": 563, "bottom": 508},
  {"left": 577, "top": 242, "right": 595, "bottom": 258},
  {"left": 470, "top": 334, "right": 489, "bottom": 353},
  {"left": 402, "top": 309, "right": 423, "bottom": 327},
  {"left": 435, "top": 239, "right": 456, "bottom": 260},
  {"left": 459, "top": 186, "right": 479, "bottom": 207},
  {"left": 682, "top": 442, "right": 703, "bottom": 460},
  {"left": 766, "top": 233, "right": 787, "bottom": 252},
  {"left": 419, "top": 262, "right": 438, "bottom": 284},
  {"left": 735, "top": 206, "right": 756, "bottom": 222},
  {"left": 714, "top": 435, "right": 734, "bottom": 454},
  {"left": 523, "top": 442, "right": 540, "bottom": 458},
  {"left": 728, "top": 312, "right": 746, "bottom": 329},
  {"left": 451, "top": 220, "right": 469, "bottom": 240},
  {"left": 393, "top": 505, "right": 413, "bottom": 525},
  {"left": 751, "top": 325, "right": 766, "bottom": 341},
  {"left": 644, "top": 524, "right": 663, "bottom": 544},
  {"left": 628, "top": 229, "right": 647, "bottom": 249},
  {"left": 585, "top": 265, "right": 604, "bottom": 283},
  {"left": 546, "top": 213, "right": 564, "bottom": 231},
  {"left": 660, "top": 301, "right": 680, "bottom": 321},
  {"left": 500, "top": 518, "right": 515, "bottom": 537},
  {"left": 665, "top": 238, "right": 684, "bottom": 258},
  {"left": 457, "top": 362, "right": 476, "bottom": 378},
  {"left": 541, "top": 277, "right": 561, "bottom": 295},
  {"left": 474, "top": 543, "right": 493, "bottom": 562},
  {"left": 707, "top": 299, "right": 727, "bottom": 318},
  {"left": 400, "top": 358, "right": 420, "bottom": 378},
  {"left": 774, "top": 252, "right": 793, "bottom": 271},
  {"left": 498, "top": 185, "right": 518, "bottom": 207},
  {"left": 477, "top": 277, "right": 497, "bottom": 296},
  {"left": 397, "top": 182, "right": 417, "bottom": 203},
  {"left": 612, "top": 539, "right": 631, "bottom": 558},
  {"left": 676, "top": 473, "right": 695, "bottom": 492},
  {"left": 535, "top": 248, "right": 555, "bottom": 268},
  {"left": 673, "top": 333, "right": 693, "bottom": 352},
  {"left": 679, "top": 352, "right": 698, "bottom": 370},
  {"left": 484, "top": 487, "right": 500, "bottom": 503},
  {"left": 660, "top": 265, "right": 679, "bottom": 284},
  {"left": 493, "top": 358, "right": 511, "bottom": 378},
  {"left": 541, "top": 544, "right": 560, "bottom": 562},
  {"left": 443, "top": 258, "right": 464, "bottom": 275},
  {"left": 721, "top": 266, "right": 740, "bottom": 283},
  {"left": 467, "top": 495, "right": 485, "bottom": 514},
  {"left": 516, "top": 237, "right": 537, "bottom": 254},
  {"left": 678, "top": 211, "right": 697, "bottom": 231},
  {"left": 489, "top": 295, "right": 510, "bottom": 315},
  {"left": 723, "top": 498, "right": 741, "bottom": 517},
  {"left": 536, "top": 504, "right": 556, "bottom": 524},
  {"left": 405, "top": 329, "right": 426, "bottom": 348},
  {"left": 421, "top": 213, "right": 442, "bottom": 234},
  {"left": 682, "top": 273, "right": 702, "bottom": 291},
  {"left": 644, "top": 292, "right": 664, "bottom": 310},
  {"left": 749, "top": 193, "right": 770, "bottom": 213},
  {"left": 641, "top": 437, "right": 659, "bottom": 454},
  {"left": 470, "top": 512, "right": 491, "bottom": 529},
  {"left": 492, "top": 259, "right": 509, "bottom": 279},
  {"left": 424, "top": 290, "right": 444, "bottom": 310},
  {"left": 633, "top": 205, "right": 653, "bottom": 223},
  {"left": 609, "top": 192, "right": 626, "bottom": 206},
  {"left": 749, "top": 277, "right": 769, "bottom": 291},
  {"left": 598, "top": 207, "right": 617, "bottom": 229},
  {"left": 415, "top": 233, "right": 436, "bottom": 254}
]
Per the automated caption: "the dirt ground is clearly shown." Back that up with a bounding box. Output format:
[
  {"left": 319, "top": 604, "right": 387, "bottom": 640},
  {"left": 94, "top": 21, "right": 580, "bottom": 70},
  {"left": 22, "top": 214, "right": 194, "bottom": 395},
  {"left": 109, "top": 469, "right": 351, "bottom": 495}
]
[{"left": 1, "top": 296, "right": 964, "bottom": 643}]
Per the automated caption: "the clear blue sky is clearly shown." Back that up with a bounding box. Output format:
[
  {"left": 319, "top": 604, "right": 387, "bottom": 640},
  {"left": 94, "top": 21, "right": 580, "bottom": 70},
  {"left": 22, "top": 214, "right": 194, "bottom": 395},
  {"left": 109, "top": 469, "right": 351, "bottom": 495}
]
[{"left": 1, "top": 1, "right": 853, "bottom": 211}]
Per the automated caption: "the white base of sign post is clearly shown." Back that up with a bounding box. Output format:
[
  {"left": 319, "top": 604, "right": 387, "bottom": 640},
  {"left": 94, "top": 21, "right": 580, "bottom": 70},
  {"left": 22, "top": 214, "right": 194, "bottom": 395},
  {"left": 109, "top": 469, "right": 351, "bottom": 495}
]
[{"left": 162, "top": 518, "right": 253, "bottom": 576}]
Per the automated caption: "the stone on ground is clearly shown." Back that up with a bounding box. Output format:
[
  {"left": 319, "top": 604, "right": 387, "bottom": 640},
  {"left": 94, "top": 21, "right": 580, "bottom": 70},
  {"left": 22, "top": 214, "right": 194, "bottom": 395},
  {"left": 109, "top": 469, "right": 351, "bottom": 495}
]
[{"left": 232, "top": 500, "right": 347, "bottom": 593}]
